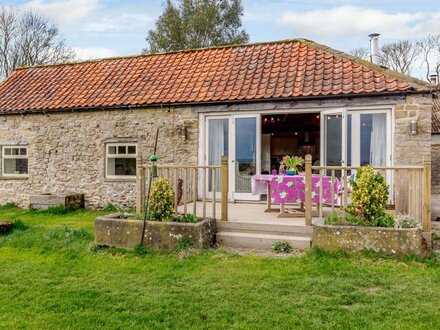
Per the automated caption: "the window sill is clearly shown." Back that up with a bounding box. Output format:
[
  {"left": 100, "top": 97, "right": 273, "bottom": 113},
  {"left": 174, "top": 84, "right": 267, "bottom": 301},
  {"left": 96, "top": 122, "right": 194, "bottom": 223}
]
[
  {"left": 105, "top": 177, "right": 136, "bottom": 183},
  {"left": 0, "top": 176, "right": 29, "bottom": 180}
]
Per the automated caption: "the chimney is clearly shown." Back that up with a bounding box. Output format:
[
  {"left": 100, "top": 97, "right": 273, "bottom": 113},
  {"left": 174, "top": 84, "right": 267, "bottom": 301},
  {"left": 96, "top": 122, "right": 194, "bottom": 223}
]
[
  {"left": 429, "top": 74, "right": 438, "bottom": 86},
  {"left": 369, "top": 33, "right": 380, "bottom": 64}
]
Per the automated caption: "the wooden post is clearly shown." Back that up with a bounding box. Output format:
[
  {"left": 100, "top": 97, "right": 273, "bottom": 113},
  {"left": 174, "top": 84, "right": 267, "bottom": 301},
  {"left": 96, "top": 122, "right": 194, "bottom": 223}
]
[
  {"left": 221, "top": 155, "right": 228, "bottom": 222},
  {"left": 305, "top": 154, "right": 312, "bottom": 226},
  {"left": 136, "top": 166, "right": 146, "bottom": 214},
  {"left": 422, "top": 156, "right": 431, "bottom": 233}
]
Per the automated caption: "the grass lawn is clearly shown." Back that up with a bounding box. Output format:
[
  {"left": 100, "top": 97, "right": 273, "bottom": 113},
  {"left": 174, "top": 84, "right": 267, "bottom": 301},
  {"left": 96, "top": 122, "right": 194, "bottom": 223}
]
[{"left": 1, "top": 205, "right": 440, "bottom": 329}]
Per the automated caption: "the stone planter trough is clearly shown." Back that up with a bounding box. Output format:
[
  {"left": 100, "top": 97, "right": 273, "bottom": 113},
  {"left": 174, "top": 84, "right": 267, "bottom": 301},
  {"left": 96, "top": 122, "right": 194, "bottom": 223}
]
[
  {"left": 312, "top": 224, "right": 431, "bottom": 257},
  {"left": 95, "top": 214, "right": 216, "bottom": 250}
]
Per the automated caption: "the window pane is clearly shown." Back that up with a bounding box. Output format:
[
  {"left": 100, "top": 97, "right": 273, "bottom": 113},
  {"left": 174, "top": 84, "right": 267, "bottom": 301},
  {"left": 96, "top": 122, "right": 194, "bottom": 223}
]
[
  {"left": 127, "top": 146, "right": 136, "bottom": 154},
  {"left": 108, "top": 146, "right": 116, "bottom": 155},
  {"left": 11, "top": 148, "right": 19, "bottom": 156},
  {"left": 325, "top": 114, "right": 342, "bottom": 166},
  {"left": 107, "top": 157, "right": 136, "bottom": 176},
  {"left": 360, "top": 113, "right": 386, "bottom": 166},
  {"left": 117, "top": 146, "right": 126, "bottom": 154},
  {"left": 20, "top": 148, "right": 27, "bottom": 156},
  {"left": 4, "top": 148, "right": 11, "bottom": 156},
  {"left": 235, "top": 117, "right": 256, "bottom": 193},
  {"left": 4, "top": 159, "right": 28, "bottom": 175}
]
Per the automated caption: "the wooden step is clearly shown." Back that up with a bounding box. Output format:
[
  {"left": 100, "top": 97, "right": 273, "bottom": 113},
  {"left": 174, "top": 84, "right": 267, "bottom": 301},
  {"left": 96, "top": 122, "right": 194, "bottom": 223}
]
[
  {"left": 217, "top": 221, "right": 313, "bottom": 237},
  {"left": 216, "top": 231, "right": 311, "bottom": 250}
]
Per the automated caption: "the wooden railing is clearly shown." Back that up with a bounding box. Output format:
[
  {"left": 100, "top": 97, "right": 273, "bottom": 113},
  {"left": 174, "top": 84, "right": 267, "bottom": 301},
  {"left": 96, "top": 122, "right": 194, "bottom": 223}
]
[
  {"left": 304, "top": 154, "right": 432, "bottom": 233},
  {"left": 136, "top": 156, "right": 229, "bottom": 221}
]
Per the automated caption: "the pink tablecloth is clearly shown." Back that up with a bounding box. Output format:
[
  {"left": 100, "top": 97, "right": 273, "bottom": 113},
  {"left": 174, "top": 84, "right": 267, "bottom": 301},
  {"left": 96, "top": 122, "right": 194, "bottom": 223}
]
[{"left": 252, "top": 174, "right": 341, "bottom": 205}]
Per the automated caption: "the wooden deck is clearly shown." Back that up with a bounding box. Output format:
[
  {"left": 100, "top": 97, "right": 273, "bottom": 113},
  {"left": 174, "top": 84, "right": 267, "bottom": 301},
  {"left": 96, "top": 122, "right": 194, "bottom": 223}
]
[{"left": 178, "top": 201, "right": 329, "bottom": 225}]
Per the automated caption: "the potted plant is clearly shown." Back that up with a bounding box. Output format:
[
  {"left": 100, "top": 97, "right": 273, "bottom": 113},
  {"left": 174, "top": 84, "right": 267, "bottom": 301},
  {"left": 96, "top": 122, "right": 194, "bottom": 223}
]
[{"left": 282, "top": 156, "right": 304, "bottom": 175}]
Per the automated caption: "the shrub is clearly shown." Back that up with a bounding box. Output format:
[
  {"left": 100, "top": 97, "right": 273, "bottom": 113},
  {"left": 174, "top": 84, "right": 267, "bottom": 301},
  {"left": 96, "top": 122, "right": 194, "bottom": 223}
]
[
  {"left": 176, "top": 213, "right": 198, "bottom": 223},
  {"left": 346, "top": 166, "right": 389, "bottom": 223},
  {"left": 271, "top": 241, "right": 292, "bottom": 253},
  {"left": 103, "top": 203, "right": 119, "bottom": 212},
  {"left": 371, "top": 212, "right": 395, "bottom": 227},
  {"left": 395, "top": 214, "right": 419, "bottom": 229},
  {"left": 324, "top": 212, "right": 344, "bottom": 225},
  {"left": 149, "top": 178, "right": 175, "bottom": 222}
]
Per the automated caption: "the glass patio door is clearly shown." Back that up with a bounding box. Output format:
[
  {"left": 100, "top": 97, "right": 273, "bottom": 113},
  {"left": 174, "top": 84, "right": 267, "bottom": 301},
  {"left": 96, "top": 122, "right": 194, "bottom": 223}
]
[
  {"left": 206, "top": 117, "right": 229, "bottom": 194},
  {"left": 205, "top": 114, "right": 260, "bottom": 201},
  {"left": 231, "top": 115, "right": 261, "bottom": 200},
  {"left": 321, "top": 109, "right": 346, "bottom": 167},
  {"left": 347, "top": 111, "right": 390, "bottom": 167}
]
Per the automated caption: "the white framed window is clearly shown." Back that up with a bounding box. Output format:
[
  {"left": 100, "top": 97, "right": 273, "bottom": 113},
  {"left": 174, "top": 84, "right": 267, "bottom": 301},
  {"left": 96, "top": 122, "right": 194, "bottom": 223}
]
[
  {"left": 106, "top": 143, "right": 137, "bottom": 178},
  {"left": 2, "top": 146, "right": 28, "bottom": 177}
]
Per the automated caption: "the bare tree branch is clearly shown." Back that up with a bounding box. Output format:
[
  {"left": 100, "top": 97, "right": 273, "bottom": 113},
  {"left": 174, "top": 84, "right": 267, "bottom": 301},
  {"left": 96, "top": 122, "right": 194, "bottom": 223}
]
[
  {"left": 378, "top": 40, "right": 420, "bottom": 75},
  {"left": 349, "top": 47, "right": 369, "bottom": 60},
  {"left": 0, "top": 7, "right": 75, "bottom": 80}
]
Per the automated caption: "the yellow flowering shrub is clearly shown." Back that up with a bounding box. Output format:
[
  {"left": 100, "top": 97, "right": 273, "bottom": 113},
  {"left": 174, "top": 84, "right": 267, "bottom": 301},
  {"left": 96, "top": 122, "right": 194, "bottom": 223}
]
[
  {"left": 149, "top": 178, "right": 175, "bottom": 221},
  {"left": 347, "top": 166, "right": 389, "bottom": 223}
]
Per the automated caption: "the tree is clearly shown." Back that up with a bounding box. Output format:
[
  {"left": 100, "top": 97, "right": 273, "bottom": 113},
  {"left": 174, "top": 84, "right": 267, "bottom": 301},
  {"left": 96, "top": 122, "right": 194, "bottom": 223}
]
[
  {"left": 349, "top": 47, "right": 369, "bottom": 60},
  {"left": 417, "top": 35, "right": 440, "bottom": 84},
  {"left": 0, "top": 7, "right": 75, "bottom": 79},
  {"left": 144, "top": 0, "right": 249, "bottom": 53},
  {"left": 378, "top": 40, "right": 420, "bottom": 75}
]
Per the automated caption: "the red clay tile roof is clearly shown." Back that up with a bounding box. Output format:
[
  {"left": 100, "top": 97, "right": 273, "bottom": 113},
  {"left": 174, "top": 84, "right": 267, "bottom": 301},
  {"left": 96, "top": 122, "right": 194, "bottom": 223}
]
[
  {"left": 433, "top": 96, "right": 440, "bottom": 134},
  {"left": 0, "top": 39, "right": 431, "bottom": 113}
]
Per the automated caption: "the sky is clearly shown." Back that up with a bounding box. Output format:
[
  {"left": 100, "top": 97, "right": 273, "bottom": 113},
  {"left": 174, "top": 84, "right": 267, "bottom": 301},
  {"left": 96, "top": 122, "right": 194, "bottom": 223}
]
[{"left": 1, "top": 0, "right": 440, "bottom": 77}]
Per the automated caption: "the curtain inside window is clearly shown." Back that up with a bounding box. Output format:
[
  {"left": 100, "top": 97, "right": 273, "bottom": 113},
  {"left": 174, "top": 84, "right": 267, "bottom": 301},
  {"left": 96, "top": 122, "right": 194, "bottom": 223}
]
[
  {"left": 369, "top": 114, "right": 386, "bottom": 166},
  {"left": 208, "top": 119, "right": 228, "bottom": 191}
]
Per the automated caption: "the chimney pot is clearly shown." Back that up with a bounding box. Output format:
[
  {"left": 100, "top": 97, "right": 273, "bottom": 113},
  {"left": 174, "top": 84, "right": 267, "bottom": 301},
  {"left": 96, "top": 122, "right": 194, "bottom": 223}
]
[
  {"left": 429, "top": 74, "right": 438, "bottom": 86},
  {"left": 369, "top": 33, "right": 380, "bottom": 64}
]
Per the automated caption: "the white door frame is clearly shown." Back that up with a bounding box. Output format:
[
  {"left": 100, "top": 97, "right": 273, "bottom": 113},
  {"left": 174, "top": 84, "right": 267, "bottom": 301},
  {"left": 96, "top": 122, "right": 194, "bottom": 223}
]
[{"left": 202, "top": 113, "right": 261, "bottom": 201}]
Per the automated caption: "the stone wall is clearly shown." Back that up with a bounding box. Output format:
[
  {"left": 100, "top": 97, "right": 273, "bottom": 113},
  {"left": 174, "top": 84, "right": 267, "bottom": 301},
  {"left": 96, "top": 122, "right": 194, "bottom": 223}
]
[
  {"left": 312, "top": 225, "right": 430, "bottom": 257},
  {"left": 0, "top": 107, "right": 198, "bottom": 209},
  {"left": 394, "top": 94, "right": 432, "bottom": 166}
]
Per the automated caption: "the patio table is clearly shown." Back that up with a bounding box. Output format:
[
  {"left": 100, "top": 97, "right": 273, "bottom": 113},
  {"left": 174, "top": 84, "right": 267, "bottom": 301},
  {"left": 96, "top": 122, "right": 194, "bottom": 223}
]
[{"left": 252, "top": 174, "right": 341, "bottom": 217}]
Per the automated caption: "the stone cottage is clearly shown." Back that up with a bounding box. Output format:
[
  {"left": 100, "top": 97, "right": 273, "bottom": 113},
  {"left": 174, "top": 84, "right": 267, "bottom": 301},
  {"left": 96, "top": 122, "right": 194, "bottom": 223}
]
[{"left": 0, "top": 39, "right": 434, "bottom": 208}]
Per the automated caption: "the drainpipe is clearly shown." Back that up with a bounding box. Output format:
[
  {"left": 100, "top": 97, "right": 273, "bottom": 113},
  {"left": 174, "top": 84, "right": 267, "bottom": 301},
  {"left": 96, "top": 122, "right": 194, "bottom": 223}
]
[{"left": 369, "top": 33, "right": 380, "bottom": 64}]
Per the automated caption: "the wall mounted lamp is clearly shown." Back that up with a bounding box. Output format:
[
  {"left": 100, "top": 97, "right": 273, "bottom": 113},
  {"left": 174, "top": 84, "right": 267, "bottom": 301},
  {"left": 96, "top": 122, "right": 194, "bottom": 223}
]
[{"left": 410, "top": 120, "right": 418, "bottom": 135}]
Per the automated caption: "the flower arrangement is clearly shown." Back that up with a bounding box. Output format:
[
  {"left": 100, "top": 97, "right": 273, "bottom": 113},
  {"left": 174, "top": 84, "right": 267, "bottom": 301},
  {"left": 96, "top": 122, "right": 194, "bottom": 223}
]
[{"left": 281, "top": 155, "right": 304, "bottom": 174}]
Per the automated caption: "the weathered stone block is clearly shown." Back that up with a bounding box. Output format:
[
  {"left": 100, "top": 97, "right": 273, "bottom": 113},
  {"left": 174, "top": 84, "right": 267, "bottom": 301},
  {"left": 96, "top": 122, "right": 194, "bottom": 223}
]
[
  {"left": 29, "top": 193, "right": 84, "bottom": 210},
  {"left": 95, "top": 214, "right": 216, "bottom": 250},
  {"left": 312, "top": 225, "right": 431, "bottom": 257}
]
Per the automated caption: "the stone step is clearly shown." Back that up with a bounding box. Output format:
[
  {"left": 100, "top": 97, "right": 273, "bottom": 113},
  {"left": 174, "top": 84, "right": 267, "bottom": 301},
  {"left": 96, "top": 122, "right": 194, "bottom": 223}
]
[
  {"left": 217, "top": 221, "right": 313, "bottom": 237},
  {"left": 216, "top": 231, "right": 311, "bottom": 250}
]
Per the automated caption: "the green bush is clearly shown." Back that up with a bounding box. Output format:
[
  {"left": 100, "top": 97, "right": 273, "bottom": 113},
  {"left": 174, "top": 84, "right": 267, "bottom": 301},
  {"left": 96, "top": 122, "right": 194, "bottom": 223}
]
[
  {"left": 346, "top": 166, "right": 389, "bottom": 224},
  {"left": 271, "top": 241, "right": 292, "bottom": 253},
  {"left": 149, "top": 178, "right": 175, "bottom": 222},
  {"left": 176, "top": 213, "right": 198, "bottom": 223},
  {"left": 103, "top": 203, "right": 119, "bottom": 212}
]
